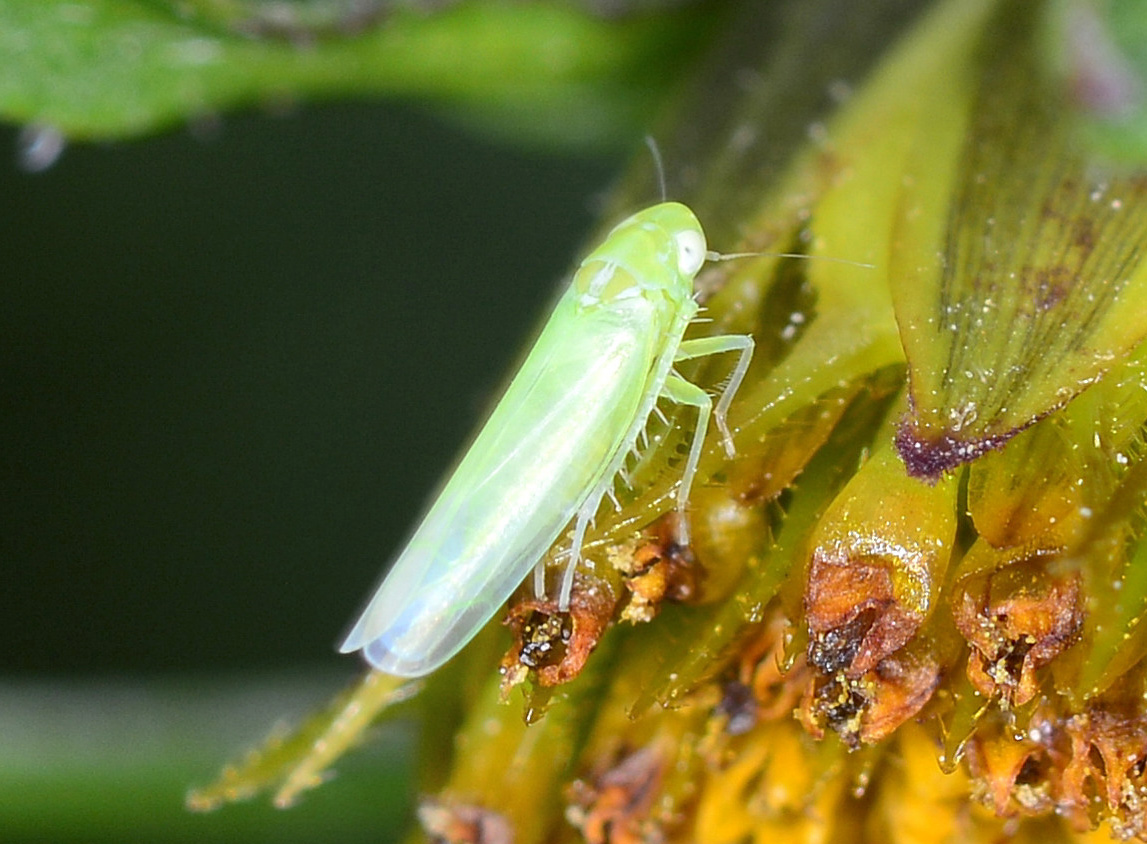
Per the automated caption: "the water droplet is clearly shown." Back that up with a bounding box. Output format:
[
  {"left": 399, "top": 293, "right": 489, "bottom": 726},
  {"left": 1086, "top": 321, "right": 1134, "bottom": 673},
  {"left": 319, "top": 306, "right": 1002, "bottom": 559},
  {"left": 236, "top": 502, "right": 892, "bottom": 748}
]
[{"left": 16, "top": 125, "right": 65, "bottom": 173}]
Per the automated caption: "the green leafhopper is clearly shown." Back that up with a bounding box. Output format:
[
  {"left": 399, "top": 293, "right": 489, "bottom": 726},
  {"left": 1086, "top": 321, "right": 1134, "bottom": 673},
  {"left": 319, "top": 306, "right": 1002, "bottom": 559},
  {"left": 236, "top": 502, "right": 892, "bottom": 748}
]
[{"left": 339, "top": 201, "right": 754, "bottom": 677}]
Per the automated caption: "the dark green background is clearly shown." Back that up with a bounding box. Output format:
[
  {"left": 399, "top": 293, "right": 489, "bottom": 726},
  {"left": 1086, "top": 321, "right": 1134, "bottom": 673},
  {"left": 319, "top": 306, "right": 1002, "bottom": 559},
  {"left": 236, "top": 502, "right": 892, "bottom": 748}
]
[
  {"left": 1, "top": 105, "right": 613, "bottom": 676},
  {"left": 0, "top": 105, "right": 614, "bottom": 842}
]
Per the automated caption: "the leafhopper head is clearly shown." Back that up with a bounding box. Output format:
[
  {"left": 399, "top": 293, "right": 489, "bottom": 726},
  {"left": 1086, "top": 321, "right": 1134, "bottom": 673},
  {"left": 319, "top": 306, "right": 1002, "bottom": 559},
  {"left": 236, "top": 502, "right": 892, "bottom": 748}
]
[{"left": 574, "top": 202, "right": 707, "bottom": 308}]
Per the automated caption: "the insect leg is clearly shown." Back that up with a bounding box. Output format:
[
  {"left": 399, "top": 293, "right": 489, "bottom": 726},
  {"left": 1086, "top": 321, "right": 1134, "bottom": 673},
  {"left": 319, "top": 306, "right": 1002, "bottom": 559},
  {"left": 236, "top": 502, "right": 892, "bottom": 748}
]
[
  {"left": 533, "top": 556, "right": 547, "bottom": 597},
  {"left": 674, "top": 334, "right": 754, "bottom": 457},
  {"left": 557, "top": 500, "right": 596, "bottom": 609},
  {"left": 606, "top": 485, "right": 623, "bottom": 512},
  {"left": 659, "top": 373, "right": 712, "bottom": 548}
]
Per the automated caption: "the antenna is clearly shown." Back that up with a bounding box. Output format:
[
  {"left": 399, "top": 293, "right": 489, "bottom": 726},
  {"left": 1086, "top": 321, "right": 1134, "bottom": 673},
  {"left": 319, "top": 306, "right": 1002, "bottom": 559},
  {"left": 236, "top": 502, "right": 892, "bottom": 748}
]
[
  {"left": 706, "top": 250, "right": 875, "bottom": 269},
  {"left": 642, "top": 135, "right": 875, "bottom": 271},
  {"left": 644, "top": 135, "right": 668, "bottom": 202}
]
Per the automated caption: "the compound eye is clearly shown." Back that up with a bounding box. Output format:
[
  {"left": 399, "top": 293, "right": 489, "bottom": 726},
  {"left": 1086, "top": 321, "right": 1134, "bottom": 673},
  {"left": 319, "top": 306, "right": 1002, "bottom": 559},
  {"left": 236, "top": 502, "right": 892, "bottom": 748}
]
[{"left": 674, "top": 229, "right": 706, "bottom": 276}]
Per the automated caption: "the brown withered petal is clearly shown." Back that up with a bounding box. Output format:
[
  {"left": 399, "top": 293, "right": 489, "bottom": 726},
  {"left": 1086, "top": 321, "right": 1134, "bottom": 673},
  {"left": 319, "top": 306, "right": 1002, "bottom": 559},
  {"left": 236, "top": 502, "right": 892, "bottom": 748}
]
[
  {"left": 418, "top": 800, "right": 514, "bottom": 844},
  {"left": 1061, "top": 706, "right": 1147, "bottom": 837},
  {"left": 965, "top": 713, "right": 1056, "bottom": 818},
  {"left": 954, "top": 564, "right": 1084, "bottom": 708},
  {"left": 855, "top": 644, "right": 943, "bottom": 743},
  {"left": 501, "top": 569, "right": 618, "bottom": 693},
  {"left": 741, "top": 613, "right": 810, "bottom": 724},
  {"left": 565, "top": 746, "right": 667, "bottom": 844}
]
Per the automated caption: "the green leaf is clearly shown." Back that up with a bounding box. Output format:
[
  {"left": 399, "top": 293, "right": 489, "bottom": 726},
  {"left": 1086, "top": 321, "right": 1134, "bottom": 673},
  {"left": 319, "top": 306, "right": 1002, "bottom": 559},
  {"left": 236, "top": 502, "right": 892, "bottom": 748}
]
[{"left": 0, "top": 0, "right": 722, "bottom": 149}]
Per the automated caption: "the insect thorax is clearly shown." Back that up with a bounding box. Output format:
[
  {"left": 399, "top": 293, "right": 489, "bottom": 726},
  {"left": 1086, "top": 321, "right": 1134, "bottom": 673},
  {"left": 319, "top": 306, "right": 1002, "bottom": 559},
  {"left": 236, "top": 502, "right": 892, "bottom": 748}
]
[
  {"left": 574, "top": 226, "right": 696, "bottom": 308},
  {"left": 574, "top": 259, "right": 648, "bottom": 307}
]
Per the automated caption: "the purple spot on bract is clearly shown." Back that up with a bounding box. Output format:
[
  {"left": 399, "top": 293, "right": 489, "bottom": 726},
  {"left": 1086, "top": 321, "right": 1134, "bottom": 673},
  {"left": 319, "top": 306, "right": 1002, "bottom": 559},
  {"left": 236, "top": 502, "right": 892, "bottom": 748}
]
[{"left": 894, "top": 417, "right": 1016, "bottom": 481}]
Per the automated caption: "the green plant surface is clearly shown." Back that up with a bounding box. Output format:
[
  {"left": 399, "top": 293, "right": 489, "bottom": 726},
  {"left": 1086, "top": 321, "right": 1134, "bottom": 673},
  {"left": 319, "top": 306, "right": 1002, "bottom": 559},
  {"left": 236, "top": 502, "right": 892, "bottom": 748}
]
[{"left": 0, "top": 0, "right": 725, "bottom": 148}]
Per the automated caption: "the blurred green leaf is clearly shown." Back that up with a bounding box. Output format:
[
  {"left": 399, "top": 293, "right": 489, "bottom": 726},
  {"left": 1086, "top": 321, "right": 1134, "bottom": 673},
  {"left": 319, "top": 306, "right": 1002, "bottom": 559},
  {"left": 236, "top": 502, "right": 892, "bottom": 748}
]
[
  {"left": 0, "top": 674, "right": 415, "bottom": 844},
  {"left": 1041, "top": 0, "right": 1147, "bottom": 166},
  {"left": 0, "top": 0, "right": 725, "bottom": 149}
]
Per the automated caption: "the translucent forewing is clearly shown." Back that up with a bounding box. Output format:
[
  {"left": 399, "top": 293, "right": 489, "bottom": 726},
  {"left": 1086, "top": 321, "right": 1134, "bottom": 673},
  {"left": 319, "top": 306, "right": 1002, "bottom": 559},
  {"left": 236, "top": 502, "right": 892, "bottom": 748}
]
[
  {"left": 340, "top": 203, "right": 742, "bottom": 677},
  {"left": 341, "top": 291, "right": 662, "bottom": 674}
]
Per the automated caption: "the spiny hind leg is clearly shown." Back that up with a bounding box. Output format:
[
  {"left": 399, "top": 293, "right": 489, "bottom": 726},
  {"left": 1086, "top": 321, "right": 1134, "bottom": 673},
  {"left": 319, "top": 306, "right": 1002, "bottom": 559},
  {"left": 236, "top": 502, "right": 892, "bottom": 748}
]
[
  {"left": 673, "top": 334, "right": 754, "bottom": 457},
  {"left": 659, "top": 373, "right": 712, "bottom": 548},
  {"left": 556, "top": 495, "right": 597, "bottom": 610},
  {"left": 532, "top": 490, "right": 601, "bottom": 609},
  {"left": 533, "top": 555, "right": 547, "bottom": 598}
]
